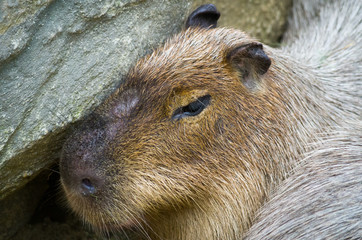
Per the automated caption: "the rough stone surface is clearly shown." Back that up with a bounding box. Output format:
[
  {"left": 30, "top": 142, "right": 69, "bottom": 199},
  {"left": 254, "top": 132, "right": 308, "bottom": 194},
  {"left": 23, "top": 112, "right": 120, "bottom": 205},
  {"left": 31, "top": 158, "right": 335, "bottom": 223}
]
[
  {"left": 192, "top": 0, "right": 293, "bottom": 46},
  {"left": 0, "top": 0, "right": 192, "bottom": 200}
]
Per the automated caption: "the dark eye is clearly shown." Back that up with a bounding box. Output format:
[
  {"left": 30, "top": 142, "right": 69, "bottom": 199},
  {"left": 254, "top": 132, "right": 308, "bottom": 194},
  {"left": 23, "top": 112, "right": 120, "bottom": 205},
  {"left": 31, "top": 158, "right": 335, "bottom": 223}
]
[{"left": 171, "top": 95, "right": 211, "bottom": 120}]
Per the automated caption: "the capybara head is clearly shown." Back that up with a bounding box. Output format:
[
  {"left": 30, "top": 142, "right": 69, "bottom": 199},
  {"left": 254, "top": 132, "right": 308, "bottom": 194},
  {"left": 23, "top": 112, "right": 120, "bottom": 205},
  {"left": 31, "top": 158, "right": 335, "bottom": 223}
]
[{"left": 60, "top": 4, "right": 326, "bottom": 239}]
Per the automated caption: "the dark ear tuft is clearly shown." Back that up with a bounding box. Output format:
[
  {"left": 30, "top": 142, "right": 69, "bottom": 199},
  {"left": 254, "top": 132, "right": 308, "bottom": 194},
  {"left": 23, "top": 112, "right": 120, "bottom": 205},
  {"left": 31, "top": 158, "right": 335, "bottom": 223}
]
[
  {"left": 227, "top": 43, "right": 271, "bottom": 89},
  {"left": 185, "top": 4, "right": 220, "bottom": 29}
]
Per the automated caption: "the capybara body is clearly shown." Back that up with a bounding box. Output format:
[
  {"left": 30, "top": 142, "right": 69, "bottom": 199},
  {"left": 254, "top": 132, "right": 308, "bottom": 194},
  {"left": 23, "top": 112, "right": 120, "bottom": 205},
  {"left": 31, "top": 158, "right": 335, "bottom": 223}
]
[
  {"left": 245, "top": 125, "right": 362, "bottom": 239},
  {"left": 60, "top": 0, "right": 361, "bottom": 239}
]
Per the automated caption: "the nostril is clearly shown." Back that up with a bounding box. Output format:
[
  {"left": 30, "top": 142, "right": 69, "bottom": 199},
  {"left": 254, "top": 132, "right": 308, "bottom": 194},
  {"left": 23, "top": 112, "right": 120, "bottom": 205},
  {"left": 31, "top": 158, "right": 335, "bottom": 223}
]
[{"left": 81, "top": 178, "right": 96, "bottom": 195}]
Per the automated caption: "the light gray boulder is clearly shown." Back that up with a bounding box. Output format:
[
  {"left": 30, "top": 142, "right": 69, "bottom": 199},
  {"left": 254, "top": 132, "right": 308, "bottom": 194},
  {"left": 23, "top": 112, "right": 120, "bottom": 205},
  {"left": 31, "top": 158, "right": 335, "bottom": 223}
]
[{"left": 0, "top": 0, "right": 192, "bottom": 200}]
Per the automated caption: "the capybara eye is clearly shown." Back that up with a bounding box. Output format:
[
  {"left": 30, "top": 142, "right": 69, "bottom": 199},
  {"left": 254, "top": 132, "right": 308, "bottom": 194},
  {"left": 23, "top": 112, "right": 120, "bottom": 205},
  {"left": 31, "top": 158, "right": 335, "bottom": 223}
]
[{"left": 172, "top": 95, "right": 211, "bottom": 120}]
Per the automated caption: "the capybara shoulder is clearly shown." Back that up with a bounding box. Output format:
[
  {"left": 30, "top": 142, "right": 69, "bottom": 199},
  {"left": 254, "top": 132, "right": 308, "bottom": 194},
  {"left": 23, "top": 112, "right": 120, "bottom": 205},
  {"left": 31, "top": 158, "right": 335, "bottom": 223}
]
[{"left": 245, "top": 124, "right": 362, "bottom": 239}]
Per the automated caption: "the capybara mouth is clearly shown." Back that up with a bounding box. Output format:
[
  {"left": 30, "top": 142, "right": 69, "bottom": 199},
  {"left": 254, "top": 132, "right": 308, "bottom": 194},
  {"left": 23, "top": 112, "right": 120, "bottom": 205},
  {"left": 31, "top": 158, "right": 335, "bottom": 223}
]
[
  {"left": 62, "top": 180, "right": 144, "bottom": 232},
  {"left": 91, "top": 218, "right": 139, "bottom": 232}
]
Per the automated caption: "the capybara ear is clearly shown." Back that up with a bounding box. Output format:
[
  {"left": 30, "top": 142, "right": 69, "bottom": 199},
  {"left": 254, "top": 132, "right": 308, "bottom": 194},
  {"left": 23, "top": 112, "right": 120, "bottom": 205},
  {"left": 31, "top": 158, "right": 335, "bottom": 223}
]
[
  {"left": 227, "top": 43, "right": 271, "bottom": 89},
  {"left": 185, "top": 4, "right": 220, "bottom": 29}
]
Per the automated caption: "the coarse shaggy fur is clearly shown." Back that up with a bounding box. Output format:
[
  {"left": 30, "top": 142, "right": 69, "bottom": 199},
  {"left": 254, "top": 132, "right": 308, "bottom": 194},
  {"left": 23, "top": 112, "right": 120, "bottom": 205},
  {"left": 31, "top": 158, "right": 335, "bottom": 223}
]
[
  {"left": 60, "top": 0, "right": 361, "bottom": 239},
  {"left": 244, "top": 123, "right": 362, "bottom": 239}
]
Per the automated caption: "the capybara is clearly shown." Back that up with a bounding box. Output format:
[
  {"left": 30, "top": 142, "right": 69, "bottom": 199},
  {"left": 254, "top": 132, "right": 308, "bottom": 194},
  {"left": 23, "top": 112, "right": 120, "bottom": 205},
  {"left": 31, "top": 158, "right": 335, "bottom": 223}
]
[
  {"left": 60, "top": 1, "right": 361, "bottom": 239},
  {"left": 245, "top": 123, "right": 362, "bottom": 239}
]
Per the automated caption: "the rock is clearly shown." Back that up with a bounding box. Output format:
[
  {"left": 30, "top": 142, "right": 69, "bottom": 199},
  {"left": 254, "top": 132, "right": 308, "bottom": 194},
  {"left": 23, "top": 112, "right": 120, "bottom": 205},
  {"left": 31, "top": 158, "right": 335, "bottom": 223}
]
[
  {"left": 0, "top": 0, "right": 192, "bottom": 200},
  {"left": 192, "top": 0, "right": 293, "bottom": 46},
  {"left": 0, "top": 172, "right": 48, "bottom": 240}
]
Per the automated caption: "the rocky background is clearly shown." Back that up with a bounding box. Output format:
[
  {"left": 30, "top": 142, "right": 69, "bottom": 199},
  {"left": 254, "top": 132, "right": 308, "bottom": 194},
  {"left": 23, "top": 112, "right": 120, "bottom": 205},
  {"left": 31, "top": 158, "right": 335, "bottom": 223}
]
[{"left": 0, "top": 0, "right": 292, "bottom": 239}]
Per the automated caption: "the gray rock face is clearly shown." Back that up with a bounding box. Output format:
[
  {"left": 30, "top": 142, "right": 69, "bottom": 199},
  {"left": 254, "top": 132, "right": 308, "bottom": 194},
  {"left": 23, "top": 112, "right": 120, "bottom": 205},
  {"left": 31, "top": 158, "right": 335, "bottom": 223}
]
[{"left": 0, "top": 0, "right": 192, "bottom": 200}]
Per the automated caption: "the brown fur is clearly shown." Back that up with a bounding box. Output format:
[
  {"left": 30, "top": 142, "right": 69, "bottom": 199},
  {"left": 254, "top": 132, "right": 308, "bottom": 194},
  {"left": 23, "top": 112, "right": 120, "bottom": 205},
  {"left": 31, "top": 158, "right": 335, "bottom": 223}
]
[{"left": 60, "top": 1, "right": 361, "bottom": 239}]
